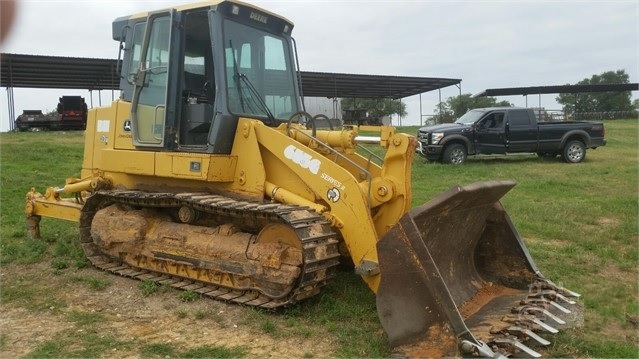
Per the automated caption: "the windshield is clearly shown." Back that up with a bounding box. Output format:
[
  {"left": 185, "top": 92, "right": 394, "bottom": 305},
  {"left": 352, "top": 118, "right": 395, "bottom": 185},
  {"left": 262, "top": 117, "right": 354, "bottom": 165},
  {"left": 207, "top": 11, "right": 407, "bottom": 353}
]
[
  {"left": 223, "top": 20, "right": 298, "bottom": 121},
  {"left": 455, "top": 109, "right": 487, "bottom": 125}
]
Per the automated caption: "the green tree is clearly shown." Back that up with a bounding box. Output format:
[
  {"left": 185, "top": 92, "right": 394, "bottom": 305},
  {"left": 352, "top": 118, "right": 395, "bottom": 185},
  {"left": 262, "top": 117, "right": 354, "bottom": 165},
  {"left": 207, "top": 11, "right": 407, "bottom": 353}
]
[
  {"left": 341, "top": 98, "right": 407, "bottom": 118},
  {"left": 431, "top": 94, "right": 512, "bottom": 124},
  {"left": 556, "top": 70, "right": 633, "bottom": 116}
]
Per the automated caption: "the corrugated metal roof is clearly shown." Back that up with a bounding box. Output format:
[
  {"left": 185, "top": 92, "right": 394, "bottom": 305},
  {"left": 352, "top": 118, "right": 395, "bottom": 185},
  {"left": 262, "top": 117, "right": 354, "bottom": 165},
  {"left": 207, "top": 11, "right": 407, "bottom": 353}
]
[
  {"left": 1, "top": 53, "right": 120, "bottom": 90},
  {"left": 299, "top": 71, "right": 460, "bottom": 99},
  {"left": 1, "top": 53, "right": 460, "bottom": 99},
  {"left": 474, "top": 83, "right": 639, "bottom": 97}
]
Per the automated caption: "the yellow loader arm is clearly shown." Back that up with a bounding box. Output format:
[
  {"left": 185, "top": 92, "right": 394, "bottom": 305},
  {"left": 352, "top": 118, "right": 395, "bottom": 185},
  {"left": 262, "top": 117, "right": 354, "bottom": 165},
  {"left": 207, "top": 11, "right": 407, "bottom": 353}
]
[{"left": 246, "top": 119, "right": 414, "bottom": 291}]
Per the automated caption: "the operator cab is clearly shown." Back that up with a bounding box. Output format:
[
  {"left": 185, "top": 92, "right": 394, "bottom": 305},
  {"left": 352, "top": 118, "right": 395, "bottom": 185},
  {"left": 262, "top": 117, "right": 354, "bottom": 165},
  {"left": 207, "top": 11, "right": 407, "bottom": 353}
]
[{"left": 113, "top": 0, "right": 300, "bottom": 153}]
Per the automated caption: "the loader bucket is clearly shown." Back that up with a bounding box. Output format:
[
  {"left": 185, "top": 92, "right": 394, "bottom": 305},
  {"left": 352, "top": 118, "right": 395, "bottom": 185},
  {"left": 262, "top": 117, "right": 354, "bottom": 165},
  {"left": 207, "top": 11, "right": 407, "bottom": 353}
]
[{"left": 376, "top": 181, "right": 582, "bottom": 358}]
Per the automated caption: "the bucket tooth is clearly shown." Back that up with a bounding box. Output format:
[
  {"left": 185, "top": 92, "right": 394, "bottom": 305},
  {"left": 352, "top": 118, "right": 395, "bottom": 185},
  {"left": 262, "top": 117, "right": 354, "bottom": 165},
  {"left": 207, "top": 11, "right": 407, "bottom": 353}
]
[
  {"left": 531, "top": 317, "right": 559, "bottom": 334},
  {"left": 527, "top": 289, "right": 558, "bottom": 299},
  {"left": 506, "top": 326, "right": 551, "bottom": 346},
  {"left": 460, "top": 340, "right": 505, "bottom": 358},
  {"left": 526, "top": 289, "right": 577, "bottom": 307},
  {"left": 521, "top": 297, "right": 552, "bottom": 310},
  {"left": 521, "top": 306, "right": 566, "bottom": 325},
  {"left": 548, "top": 300, "right": 571, "bottom": 314},
  {"left": 554, "top": 292, "right": 578, "bottom": 305},
  {"left": 532, "top": 278, "right": 580, "bottom": 298},
  {"left": 501, "top": 313, "right": 559, "bottom": 334},
  {"left": 492, "top": 338, "right": 542, "bottom": 358},
  {"left": 522, "top": 298, "right": 571, "bottom": 314},
  {"left": 559, "top": 288, "right": 581, "bottom": 298}
]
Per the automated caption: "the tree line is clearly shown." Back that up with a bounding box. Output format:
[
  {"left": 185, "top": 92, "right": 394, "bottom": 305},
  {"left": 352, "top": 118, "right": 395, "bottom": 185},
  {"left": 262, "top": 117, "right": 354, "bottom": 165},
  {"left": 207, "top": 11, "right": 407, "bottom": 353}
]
[
  {"left": 339, "top": 70, "right": 636, "bottom": 124},
  {"left": 431, "top": 69, "right": 636, "bottom": 124}
]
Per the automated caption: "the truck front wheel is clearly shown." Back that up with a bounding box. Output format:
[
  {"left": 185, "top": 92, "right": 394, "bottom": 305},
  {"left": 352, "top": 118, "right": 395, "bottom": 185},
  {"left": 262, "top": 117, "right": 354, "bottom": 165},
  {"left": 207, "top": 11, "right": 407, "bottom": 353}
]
[
  {"left": 443, "top": 143, "right": 467, "bottom": 164},
  {"left": 562, "top": 140, "right": 586, "bottom": 163}
]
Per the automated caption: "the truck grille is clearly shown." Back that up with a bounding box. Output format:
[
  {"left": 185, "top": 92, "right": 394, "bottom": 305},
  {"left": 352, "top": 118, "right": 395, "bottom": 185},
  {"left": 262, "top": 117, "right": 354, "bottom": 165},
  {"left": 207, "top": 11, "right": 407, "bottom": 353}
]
[{"left": 417, "top": 131, "right": 430, "bottom": 145}]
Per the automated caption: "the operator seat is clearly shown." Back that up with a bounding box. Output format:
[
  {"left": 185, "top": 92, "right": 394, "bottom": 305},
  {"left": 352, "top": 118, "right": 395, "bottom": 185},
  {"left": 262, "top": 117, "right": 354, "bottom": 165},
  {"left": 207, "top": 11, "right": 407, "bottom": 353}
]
[
  {"left": 183, "top": 71, "right": 212, "bottom": 103},
  {"left": 181, "top": 71, "right": 214, "bottom": 146}
]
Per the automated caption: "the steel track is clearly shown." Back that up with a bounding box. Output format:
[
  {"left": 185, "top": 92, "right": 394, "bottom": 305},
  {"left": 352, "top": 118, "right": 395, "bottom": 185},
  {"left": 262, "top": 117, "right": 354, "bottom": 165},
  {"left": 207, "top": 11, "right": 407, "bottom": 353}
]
[{"left": 78, "top": 190, "right": 341, "bottom": 308}]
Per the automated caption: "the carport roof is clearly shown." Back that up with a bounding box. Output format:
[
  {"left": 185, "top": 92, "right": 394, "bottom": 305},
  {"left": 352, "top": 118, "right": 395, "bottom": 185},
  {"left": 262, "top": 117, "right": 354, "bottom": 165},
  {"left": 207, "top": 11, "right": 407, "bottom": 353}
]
[
  {"left": 299, "top": 71, "right": 461, "bottom": 99},
  {"left": 1, "top": 53, "right": 120, "bottom": 91},
  {"left": 474, "top": 83, "right": 639, "bottom": 97},
  {"left": 1, "top": 53, "right": 461, "bottom": 99}
]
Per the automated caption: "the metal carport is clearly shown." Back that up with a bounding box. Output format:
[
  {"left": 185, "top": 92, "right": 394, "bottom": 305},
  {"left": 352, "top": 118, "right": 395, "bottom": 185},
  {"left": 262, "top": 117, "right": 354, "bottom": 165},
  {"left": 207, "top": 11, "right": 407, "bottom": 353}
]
[
  {"left": 1, "top": 53, "right": 461, "bottom": 130},
  {"left": 474, "top": 83, "right": 639, "bottom": 109}
]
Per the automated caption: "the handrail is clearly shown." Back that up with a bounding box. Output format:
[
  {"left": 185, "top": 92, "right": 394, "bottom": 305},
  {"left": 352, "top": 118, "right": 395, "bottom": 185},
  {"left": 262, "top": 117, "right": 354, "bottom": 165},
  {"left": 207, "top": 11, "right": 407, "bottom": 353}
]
[{"left": 287, "top": 126, "right": 375, "bottom": 209}]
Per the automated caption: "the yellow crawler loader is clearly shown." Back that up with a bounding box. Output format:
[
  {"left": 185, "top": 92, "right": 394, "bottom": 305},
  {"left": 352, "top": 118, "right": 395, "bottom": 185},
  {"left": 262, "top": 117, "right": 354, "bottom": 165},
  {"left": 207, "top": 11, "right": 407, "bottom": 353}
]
[{"left": 25, "top": 1, "right": 581, "bottom": 357}]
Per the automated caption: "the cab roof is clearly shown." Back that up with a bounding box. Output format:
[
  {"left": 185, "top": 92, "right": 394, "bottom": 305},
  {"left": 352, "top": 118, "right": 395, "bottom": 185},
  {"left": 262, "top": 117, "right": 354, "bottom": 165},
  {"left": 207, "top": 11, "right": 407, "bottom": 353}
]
[{"left": 112, "top": 0, "right": 294, "bottom": 40}]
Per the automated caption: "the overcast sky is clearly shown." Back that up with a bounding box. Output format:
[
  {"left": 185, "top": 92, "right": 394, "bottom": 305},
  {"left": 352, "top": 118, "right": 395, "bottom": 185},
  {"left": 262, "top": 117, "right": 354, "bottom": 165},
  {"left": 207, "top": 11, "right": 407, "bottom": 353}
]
[{"left": 1, "top": 0, "right": 637, "bottom": 131}]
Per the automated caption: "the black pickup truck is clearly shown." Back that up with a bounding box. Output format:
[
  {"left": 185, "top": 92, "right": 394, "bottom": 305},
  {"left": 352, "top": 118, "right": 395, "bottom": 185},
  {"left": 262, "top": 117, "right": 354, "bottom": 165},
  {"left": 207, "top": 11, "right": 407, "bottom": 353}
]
[{"left": 417, "top": 107, "right": 606, "bottom": 164}]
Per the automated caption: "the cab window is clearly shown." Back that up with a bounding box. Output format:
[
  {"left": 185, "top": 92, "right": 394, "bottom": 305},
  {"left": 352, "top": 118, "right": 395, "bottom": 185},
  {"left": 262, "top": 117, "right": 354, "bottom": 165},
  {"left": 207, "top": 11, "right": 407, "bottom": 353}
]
[{"left": 509, "top": 110, "right": 531, "bottom": 126}]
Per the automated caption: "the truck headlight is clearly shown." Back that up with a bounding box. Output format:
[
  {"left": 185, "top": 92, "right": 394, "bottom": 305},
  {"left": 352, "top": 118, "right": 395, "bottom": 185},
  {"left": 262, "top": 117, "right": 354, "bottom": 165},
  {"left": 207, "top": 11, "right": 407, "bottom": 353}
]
[{"left": 431, "top": 132, "right": 444, "bottom": 144}]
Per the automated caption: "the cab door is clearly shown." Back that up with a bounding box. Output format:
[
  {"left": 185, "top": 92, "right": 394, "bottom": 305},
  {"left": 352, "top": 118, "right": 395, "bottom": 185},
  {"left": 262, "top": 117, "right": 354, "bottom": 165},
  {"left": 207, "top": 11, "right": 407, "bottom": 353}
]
[
  {"left": 130, "top": 10, "right": 175, "bottom": 147},
  {"left": 474, "top": 111, "right": 507, "bottom": 154},
  {"left": 505, "top": 109, "right": 538, "bottom": 152}
]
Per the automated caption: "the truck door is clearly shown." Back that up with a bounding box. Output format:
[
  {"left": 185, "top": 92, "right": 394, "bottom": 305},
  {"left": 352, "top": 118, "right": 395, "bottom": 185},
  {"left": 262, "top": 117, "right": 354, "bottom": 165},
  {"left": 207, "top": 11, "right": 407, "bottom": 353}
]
[
  {"left": 474, "top": 111, "right": 506, "bottom": 154},
  {"left": 505, "top": 109, "right": 537, "bottom": 152},
  {"left": 130, "top": 10, "right": 176, "bottom": 148}
]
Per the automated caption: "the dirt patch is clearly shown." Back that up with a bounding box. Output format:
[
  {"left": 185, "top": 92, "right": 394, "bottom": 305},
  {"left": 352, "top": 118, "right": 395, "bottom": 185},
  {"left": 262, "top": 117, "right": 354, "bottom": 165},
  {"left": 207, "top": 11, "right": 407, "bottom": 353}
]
[
  {"left": 1, "top": 307, "right": 75, "bottom": 357},
  {"left": 596, "top": 217, "right": 620, "bottom": 227},
  {"left": 598, "top": 262, "right": 636, "bottom": 283},
  {"left": 458, "top": 282, "right": 520, "bottom": 319},
  {"left": 0, "top": 262, "right": 336, "bottom": 358},
  {"left": 393, "top": 324, "right": 457, "bottom": 358}
]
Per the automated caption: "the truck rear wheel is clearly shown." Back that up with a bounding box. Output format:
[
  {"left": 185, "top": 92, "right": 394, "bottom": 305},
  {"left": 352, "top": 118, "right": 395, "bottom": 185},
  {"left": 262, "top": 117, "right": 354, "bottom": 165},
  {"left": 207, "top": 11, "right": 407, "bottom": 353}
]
[
  {"left": 442, "top": 143, "right": 467, "bottom": 164},
  {"left": 562, "top": 140, "right": 586, "bottom": 163}
]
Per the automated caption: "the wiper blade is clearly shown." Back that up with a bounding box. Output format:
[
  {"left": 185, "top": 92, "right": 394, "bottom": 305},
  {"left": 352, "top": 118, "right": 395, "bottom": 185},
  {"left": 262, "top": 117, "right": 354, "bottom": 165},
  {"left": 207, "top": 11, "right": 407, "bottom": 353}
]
[
  {"left": 228, "top": 40, "right": 275, "bottom": 125},
  {"left": 237, "top": 73, "right": 276, "bottom": 125}
]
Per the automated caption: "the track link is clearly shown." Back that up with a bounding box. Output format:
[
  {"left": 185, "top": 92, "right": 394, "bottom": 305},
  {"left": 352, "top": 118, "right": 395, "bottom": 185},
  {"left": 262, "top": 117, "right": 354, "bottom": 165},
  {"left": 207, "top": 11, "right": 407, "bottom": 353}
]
[{"left": 79, "top": 190, "right": 341, "bottom": 308}]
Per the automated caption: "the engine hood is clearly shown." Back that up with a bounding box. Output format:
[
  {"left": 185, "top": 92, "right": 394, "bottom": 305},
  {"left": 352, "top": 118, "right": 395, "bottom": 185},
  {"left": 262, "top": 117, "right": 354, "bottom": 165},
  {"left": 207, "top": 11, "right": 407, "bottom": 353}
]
[{"left": 418, "top": 123, "right": 468, "bottom": 133}]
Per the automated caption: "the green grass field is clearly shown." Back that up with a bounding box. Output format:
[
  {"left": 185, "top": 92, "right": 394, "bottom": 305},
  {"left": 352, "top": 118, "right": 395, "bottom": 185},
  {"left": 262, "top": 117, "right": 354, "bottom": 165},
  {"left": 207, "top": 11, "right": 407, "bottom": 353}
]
[{"left": 1, "top": 120, "right": 637, "bottom": 358}]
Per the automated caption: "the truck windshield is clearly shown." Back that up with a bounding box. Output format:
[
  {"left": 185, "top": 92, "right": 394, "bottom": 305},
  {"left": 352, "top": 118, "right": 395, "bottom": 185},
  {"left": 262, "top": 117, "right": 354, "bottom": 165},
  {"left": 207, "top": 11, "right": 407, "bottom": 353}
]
[
  {"left": 455, "top": 110, "right": 487, "bottom": 125},
  {"left": 223, "top": 20, "right": 298, "bottom": 122}
]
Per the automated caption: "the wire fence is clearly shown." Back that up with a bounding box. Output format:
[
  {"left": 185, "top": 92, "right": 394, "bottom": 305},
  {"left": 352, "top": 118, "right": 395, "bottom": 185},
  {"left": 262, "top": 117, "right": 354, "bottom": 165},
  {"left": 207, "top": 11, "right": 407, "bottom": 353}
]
[{"left": 573, "top": 111, "right": 638, "bottom": 121}]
